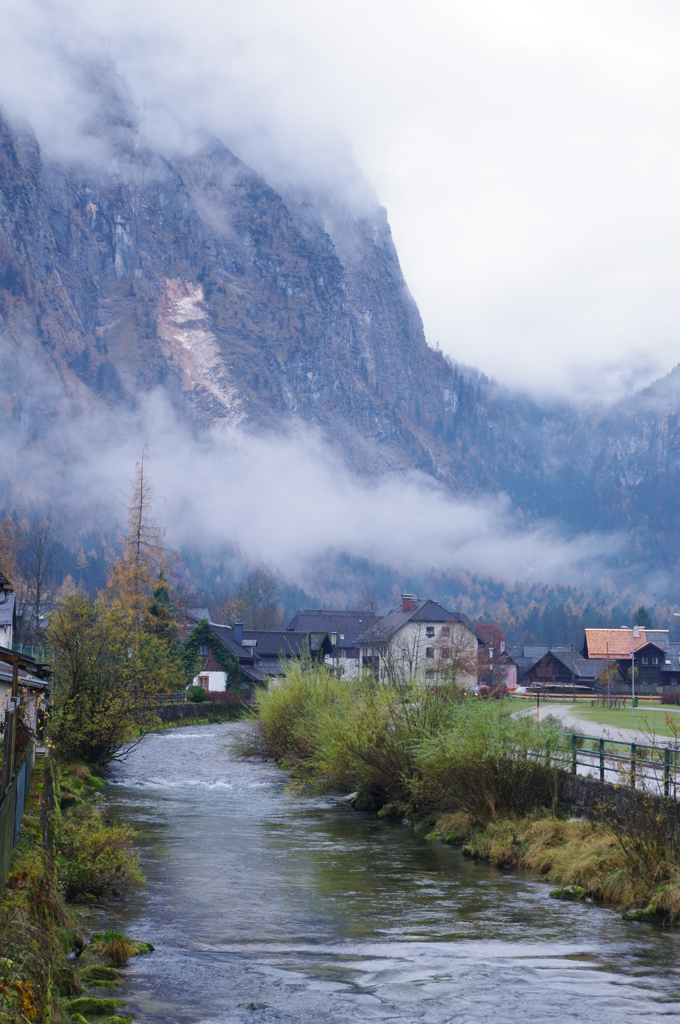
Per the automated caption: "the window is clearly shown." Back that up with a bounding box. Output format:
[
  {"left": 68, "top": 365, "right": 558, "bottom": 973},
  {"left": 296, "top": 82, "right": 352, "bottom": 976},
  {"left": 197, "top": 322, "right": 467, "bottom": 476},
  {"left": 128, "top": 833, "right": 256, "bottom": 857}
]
[
  {"left": 666, "top": 659, "right": 672, "bottom": 665},
  {"left": 641, "top": 657, "right": 649, "bottom": 665},
  {"left": 500, "top": 641, "right": 506, "bottom": 653},
  {"left": 199, "top": 643, "right": 209, "bottom": 657},
  {"left": 198, "top": 675, "right": 209, "bottom": 690},
  {"left": 339, "top": 650, "right": 346, "bottom": 659},
  {"left": 426, "top": 670, "right": 434, "bottom": 679},
  {"left": 441, "top": 626, "right": 450, "bottom": 637},
  {"left": 426, "top": 626, "right": 435, "bottom": 638},
  {"left": 425, "top": 647, "right": 435, "bottom": 659},
  {"left": 652, "top": 657, "right": 659, "bottom": 666},
  {"left": 441, "top": 647, "right": 451, "bottom": 659}
]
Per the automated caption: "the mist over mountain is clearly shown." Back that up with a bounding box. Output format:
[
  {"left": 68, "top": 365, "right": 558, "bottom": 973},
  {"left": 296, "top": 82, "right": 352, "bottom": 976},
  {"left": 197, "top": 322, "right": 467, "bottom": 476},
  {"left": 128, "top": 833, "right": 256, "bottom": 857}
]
[{"left": 2, "top": 82, "right": 680, "bottom": 610}]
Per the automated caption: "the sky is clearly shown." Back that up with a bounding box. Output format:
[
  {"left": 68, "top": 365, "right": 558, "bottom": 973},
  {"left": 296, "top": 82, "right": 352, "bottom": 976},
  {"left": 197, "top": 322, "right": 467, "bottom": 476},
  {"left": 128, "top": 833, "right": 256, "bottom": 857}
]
[{"left": 2, "top": 0, "right": 680, "bottom": 401}]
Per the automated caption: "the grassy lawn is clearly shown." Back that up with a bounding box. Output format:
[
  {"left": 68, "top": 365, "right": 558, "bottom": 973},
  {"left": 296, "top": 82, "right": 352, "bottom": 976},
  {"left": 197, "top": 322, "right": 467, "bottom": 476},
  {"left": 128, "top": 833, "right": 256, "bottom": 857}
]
[{"left": 566, "top": 703, "right": 680, "bottom": 740}]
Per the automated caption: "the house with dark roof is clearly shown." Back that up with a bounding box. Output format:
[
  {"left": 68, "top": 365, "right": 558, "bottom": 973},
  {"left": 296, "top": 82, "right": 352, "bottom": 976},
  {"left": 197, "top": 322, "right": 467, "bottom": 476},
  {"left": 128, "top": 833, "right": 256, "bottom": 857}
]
[
  {"left": 286, "top": 610, "right": 379, "bottom": 677},
  {"left": 357, "top": 594, "right": 483, "bottom": 687},
  {"left": 186, "top": 618, "right": 332, "bottom": 696},
  {"left": 524, "top": 647, "right": 623, "bottom": 696}
]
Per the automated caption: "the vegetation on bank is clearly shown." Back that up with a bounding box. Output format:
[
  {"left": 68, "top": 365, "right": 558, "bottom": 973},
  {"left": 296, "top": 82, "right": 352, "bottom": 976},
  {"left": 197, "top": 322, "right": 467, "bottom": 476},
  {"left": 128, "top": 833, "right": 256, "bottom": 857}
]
[
  {"left": 249, "top": 663, "right": 680, "bottom": 923},
  {"left": 0, "top": 757, "right": 148, "bottom": 1023}
]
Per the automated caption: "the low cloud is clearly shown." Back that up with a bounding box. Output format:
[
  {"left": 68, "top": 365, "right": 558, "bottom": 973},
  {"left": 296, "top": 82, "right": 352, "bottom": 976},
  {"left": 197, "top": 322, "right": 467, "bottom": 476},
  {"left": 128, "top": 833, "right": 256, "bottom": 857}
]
[{"left": 0, "top": 333, "right": 623, "bottom": 590}]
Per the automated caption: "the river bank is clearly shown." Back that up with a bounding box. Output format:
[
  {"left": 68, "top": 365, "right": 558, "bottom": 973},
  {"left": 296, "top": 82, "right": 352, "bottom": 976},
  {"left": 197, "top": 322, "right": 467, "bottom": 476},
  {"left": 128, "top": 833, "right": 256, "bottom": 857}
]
[
  {"left": 251, "top": 664, "right": 680, "bottom": 924},
  {"left": 103, "top": 722, "right": 680, "bottom": 1023},
  {"left": 0, "top": 756, "right": 150, "bottom": 1023}
]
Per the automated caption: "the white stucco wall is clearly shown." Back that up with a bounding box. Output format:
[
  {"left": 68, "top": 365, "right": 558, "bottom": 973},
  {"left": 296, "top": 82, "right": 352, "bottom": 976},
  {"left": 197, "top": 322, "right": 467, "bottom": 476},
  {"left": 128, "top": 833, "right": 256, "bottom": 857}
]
[
  {"left": 192, "top": 670, "right": 227, "bottom": 692},
  {"left": 324, "top": 653, "right": 360, "bottom": 678},
  {"left": 362, "top": 619, "right": 478, "bottom": 688}
]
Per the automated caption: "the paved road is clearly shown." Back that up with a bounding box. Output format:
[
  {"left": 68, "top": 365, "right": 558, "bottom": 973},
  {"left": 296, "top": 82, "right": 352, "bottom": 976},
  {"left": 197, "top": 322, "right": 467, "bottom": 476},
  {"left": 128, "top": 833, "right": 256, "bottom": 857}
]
[{"left": 524, "top": 702, "right": 677, "bottom": 747}]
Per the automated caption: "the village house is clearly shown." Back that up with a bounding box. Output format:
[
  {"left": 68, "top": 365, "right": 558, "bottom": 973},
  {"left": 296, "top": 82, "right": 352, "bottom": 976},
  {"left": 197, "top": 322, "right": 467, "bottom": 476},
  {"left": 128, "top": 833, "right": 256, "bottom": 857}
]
[
  {"left": 581, "top": 627, "right": 680, "bottom": 695},
  {"left": 187, "top": 618, "right": 332, "bottom": 694},
  {"left": 0, "top": 646, "right": 50, "bottom": 733},
  {"left": 286, "top": 609, "right": 379, "bottom": 677},
  {"left": 522, "top": 646, "right": 621, "bottom": 696},
  {"left": 357, "top": 594, "right": 482, "bottom": 687},
  {"left": 475, "top": 624, "right": 519, "bottom": 689}
]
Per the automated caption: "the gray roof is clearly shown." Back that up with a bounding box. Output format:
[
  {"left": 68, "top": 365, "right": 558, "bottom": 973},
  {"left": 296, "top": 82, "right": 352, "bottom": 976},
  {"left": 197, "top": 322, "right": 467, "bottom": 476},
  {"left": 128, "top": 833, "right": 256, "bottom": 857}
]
[
  {"left": 286, "top": 610, "right": 378, "bottom": 648},
  {"left": 644, "top": 630, "right": 671, "bottom": 651},
  {"left": 242, "top": 629, "right": 325, "bottom": 658},
  {"left": 207, "top": 623, "right": 257, "bottom": 662},
  {"left": 358, "top": 599, "right": 482, "bottom": 645},
  {"left": 0, "top": 592, "right": 15, "bottom": 627},
  {"left": 186, "top": 607, "right": 210, "bottom": 624},
  {"left": 0, "top": 644, "right": 51, "bottom": 684}
]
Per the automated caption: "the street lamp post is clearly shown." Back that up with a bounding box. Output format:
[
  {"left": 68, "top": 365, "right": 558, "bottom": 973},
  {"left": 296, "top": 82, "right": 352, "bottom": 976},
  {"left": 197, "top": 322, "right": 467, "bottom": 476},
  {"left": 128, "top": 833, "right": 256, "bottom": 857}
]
[
  {"left": 622, "top": 624, "right": 638, "bottom": 717},
  {"left": 330, "top": 631, "right": 339, "bottom": 676}
]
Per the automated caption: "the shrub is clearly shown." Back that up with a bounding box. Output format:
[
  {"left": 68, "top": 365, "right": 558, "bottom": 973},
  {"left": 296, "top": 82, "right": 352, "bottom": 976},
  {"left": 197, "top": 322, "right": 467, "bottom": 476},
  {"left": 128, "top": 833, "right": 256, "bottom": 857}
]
[
  {"left": 55, "top": 808, "right": 144, "bottom": 903},
  {"left": 186, "top": 685, "right": 209, "bottom": 703},
  {"left": 250, "top": 665, "right": 568, "bottom": 819}
]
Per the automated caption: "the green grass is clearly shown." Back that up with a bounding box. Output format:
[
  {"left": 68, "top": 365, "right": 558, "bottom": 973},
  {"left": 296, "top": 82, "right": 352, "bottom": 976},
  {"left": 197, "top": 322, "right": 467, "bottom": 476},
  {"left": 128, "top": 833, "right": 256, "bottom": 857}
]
[
  {"left": 509, "top": 695, "right": 680, "bottom": 739},
  {"left": 565, "top": 703, "right": 680, "bottom": 740}
]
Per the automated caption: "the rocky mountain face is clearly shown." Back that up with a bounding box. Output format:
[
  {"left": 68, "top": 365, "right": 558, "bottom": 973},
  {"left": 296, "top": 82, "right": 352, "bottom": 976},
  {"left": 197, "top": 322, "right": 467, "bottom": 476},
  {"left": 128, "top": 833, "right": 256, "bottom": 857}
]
[{"left": 2, "top": 104, "right": 680, "bottom": 572}]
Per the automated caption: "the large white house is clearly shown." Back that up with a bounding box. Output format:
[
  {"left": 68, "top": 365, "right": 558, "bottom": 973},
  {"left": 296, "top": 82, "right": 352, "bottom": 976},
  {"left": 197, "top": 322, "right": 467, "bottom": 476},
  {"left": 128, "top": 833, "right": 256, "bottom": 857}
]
[{"left": 357, "top": 594, "right": 482, "bottom": 688}]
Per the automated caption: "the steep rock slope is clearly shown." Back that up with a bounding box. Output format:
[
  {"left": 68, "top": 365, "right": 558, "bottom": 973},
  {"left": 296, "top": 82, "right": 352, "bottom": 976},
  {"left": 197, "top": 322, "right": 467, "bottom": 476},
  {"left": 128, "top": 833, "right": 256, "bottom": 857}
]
[
  {"left": 0, "top": 108, "right": 509, "bottom": 486},
  {"left": 3, "top": 105, "right": 680, "bottom": 569}
]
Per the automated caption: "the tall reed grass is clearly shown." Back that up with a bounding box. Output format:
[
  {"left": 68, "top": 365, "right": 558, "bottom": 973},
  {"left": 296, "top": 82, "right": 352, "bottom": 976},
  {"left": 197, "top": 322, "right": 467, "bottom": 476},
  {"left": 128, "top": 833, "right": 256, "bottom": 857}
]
[{"left": 251, "top": 663, "right": 567, "bottom": 818}]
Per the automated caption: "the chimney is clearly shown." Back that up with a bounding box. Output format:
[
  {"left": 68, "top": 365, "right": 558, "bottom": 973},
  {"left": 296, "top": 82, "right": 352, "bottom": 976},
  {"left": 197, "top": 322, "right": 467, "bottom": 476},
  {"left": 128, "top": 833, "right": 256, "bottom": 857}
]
[
  {"left": 234, "top": 619, "right": 243, "bottom": 645},
  {"left": 401, "top": 593, "right": 416, "bottom": 613}
]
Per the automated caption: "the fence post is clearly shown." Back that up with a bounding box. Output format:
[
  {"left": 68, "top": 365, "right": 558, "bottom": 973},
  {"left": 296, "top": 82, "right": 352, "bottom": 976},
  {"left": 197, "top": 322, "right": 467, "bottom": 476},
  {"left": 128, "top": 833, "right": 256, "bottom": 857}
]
[
  {"left": 664, "top": 748, "right": 670, "bottom": 798},
  {"left": 572, "top": 734, "right": 577, "bottom": 775},
  {"left": 631, "top": 743, "right": 636, "bottom": 789},
  {"left": 599, "top": 738, "right": 605, "bottom": 781}
]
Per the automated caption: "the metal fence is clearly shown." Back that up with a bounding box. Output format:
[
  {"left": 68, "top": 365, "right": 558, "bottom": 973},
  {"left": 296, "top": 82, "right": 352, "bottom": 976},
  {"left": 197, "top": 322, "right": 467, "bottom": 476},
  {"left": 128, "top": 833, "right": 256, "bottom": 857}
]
[
  {"left": 0, "top": 743, "right": 34, "bottom": 894},
  {"left": 570, "top": 733, "right": 679, "bottom": 798}
]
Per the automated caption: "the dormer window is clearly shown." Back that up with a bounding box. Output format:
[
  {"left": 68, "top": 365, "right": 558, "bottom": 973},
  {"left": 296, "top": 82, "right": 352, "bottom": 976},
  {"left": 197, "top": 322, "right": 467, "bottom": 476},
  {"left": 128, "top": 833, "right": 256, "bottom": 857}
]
[
  {"left": 426, "top": 626, "right": 435, "bottom": 638},
  {"left": 199, "top": 643, "right": 209, "bottom": 657}
]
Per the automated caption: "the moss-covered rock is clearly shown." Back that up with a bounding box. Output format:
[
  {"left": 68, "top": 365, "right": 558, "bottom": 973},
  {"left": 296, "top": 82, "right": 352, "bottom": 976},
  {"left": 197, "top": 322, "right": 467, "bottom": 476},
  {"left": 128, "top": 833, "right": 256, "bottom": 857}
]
[
  {"left": 80, "top": 966, "right": 119, "bottom": 983},
  {"left": 132, "top": 941, "right": 154, "bottom": 955},
  {"left": 66, "top": 996, "right": 125, "bottom": 1016},
  {"left": 622, "top": 905, "right": 662, "bottom": 923},
  {"left": 69, "top": 1014, "right": 90, "bottom": 1024},
  {"left": 550, "top": 885, "right": 587, "bottom": 901},
  {"left": 86, "top": 775, "right": 108, "bottom": 790},
  {"left": 377, "top": 803, "right": 402, "bottom": 821}
]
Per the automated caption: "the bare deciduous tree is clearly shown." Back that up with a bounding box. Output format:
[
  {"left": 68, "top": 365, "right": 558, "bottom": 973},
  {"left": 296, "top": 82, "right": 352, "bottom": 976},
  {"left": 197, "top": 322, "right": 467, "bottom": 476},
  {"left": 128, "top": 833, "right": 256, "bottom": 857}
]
[
  {"left": 18, "top": 517, "right": 59, "bottom": 645},
  {"left": 221, "top": 566, "right": 282, "bottom": 629}
]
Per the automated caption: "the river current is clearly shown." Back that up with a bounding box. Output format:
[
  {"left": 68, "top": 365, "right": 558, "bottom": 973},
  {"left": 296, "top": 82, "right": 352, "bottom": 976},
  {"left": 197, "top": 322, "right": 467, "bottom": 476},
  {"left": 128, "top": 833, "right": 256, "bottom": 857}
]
[{"left": 103, "top": 723, "right": 680, "bottom": 1023}]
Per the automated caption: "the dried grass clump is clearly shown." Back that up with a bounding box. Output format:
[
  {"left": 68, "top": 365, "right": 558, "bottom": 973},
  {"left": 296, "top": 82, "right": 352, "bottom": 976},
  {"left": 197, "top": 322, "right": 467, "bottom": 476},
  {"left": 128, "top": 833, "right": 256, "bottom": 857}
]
[{"left": 99, "top": 931, "right": 137, "bottom": 966}]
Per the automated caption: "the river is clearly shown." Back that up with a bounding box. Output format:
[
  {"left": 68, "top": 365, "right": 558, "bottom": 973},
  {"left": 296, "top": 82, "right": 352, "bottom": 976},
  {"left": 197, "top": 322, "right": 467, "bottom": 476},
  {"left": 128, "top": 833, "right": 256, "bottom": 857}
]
[{"left": 103, "top": 723, "right": 680, "bottom": 1023}]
